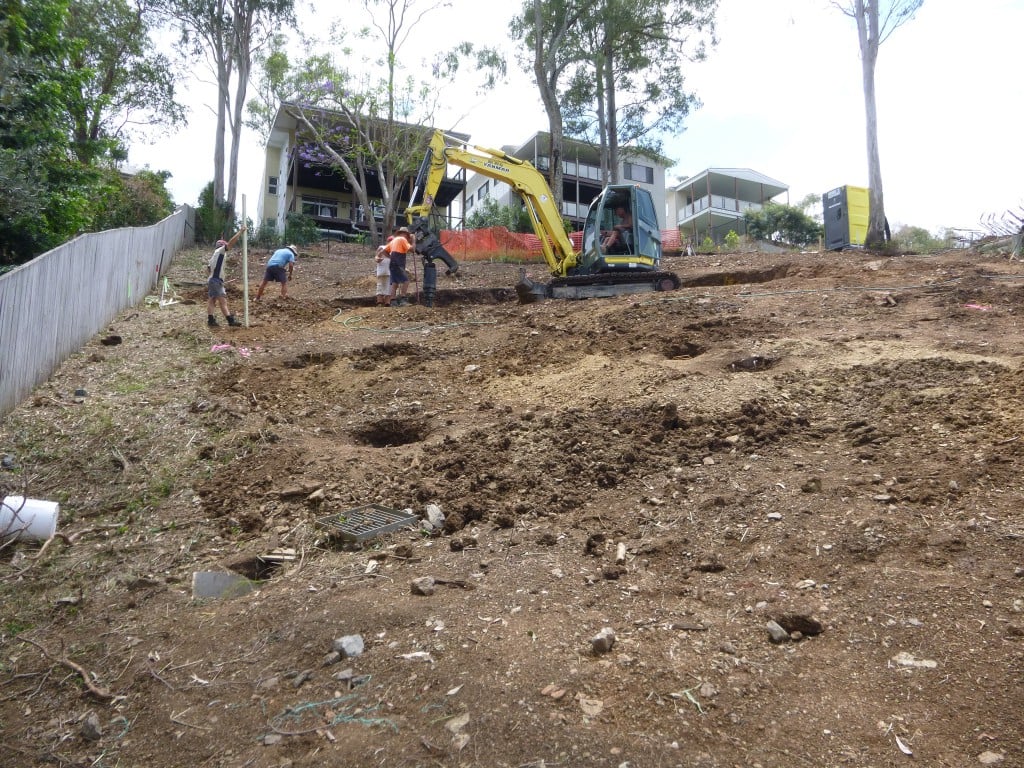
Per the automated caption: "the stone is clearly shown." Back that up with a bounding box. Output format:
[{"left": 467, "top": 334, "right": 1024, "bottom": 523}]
[
  {"left": 590, "top": 627, "right": 616, "bottom": 654},
  {"left": 765, "top": 621, "right": 789, "bottom": 644},
  {"left": 332, "top": 634, "right": 364, "bottom": 658},
  {"left": 411, "top": 576, "right": 436, "bottom": 596},
  {"left": 80, "top": 712, "right": 102, "bottom": 741}
]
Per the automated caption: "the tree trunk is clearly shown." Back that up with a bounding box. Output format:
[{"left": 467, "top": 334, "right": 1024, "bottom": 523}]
[
  {"left": 603, "top": 18, "right": 618, "bottom": 185},
  {"left": 227, "top": 55, "right": 247, "bottom": 212},
  {"left": 214, "top": 35, "right": 230, "bottom": 207},
  {"left": 856, "top": 0, "right": 886, "bottom": 247},
  {"left": 534, "top": 0, "right": 564, "bottom": 212}
]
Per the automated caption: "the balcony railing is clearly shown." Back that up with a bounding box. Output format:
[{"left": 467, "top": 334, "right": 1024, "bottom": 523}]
[{"left": 678, "top": 195, "right": 764, "bottom": 224}]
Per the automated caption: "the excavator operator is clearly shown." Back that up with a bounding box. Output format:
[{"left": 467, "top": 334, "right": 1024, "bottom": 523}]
[{"left": 602, "top": 205, "right": 634, "bottom": 254}]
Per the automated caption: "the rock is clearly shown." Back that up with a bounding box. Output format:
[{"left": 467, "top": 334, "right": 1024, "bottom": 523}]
[
  {"left": 693, "top": 556, "right": 725, "bottom": 573},
  {"left": 891, "top": 651, "right": 937, "bottom": 669},
  {"left": 590, "top": 627, "right": 616, "bottom": 654},
  {"left": 424, "top": 503, "right": 445, "bottom": 528},
  {"left": 411, "top": 576, "right": 436, "bottom": 596},
  {"left": 333, "top": 668, "right": 354, "bottom": 682},
  {"left": 800, "top": 478, "right": 822, "bottom": 493},
  {"left": 263, "top": 734, "right": 283, "bottom": 746},
  {"left": 306, "top": 488, "right": 325, "bottom": 504},
  {"left": 332, "top": 634, "right": 364, "bottom": 658},
  {"left": 584, "top": 533, "right": 606, "bottom": 556},
  {"left": 765, "top": 621, "right": 789, "bottom": 644},
  {"left": 774, "top": 613, "right": 824, "bottom": 636},
  {"left": 602, "top": 564, "right": 626, "bottom": 580},
  {"left": 978, "top": 751, "right": 1005, "bottom": 765},
  {"left": 450, "top": 535, "right": 477, "bottom": 551},
  {"left": 278, "top": 483, "right": 319, "bottom": 499},
  {"left": 80, "top": 712, "right": 102, "bottom": 741},
  {"left": 322, "top": 651, "right": 342, "bottom": 666}
]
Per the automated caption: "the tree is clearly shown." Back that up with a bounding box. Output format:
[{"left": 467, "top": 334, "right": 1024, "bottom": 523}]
[
  {"left": 249, "top": 0, "right": 501, "bottom": 246},
  {"left": 515, "top": 0, "right": 716, "bottom": 189},
  {"left": 0, "top": 0, "right": 184, "bottom": 264},
  {"left": 570, "top": 0, "right": 715, "bottom": 182},
  {"left": 834, "top": 0, "right": 922, "bottom": 248},
  {"left": 466, "top": 198, "right": 532, "bottom": 232},
  {"left": 92, "top": 169, "right": 175, "bottom": 231},
  {"left": 162, "top": 0, "right": 296, "bottom": 212},
  {"left": 744, "top": 202, "right": 823, "bottom": 247},
  {"left": 511, "top": 0, "right": 582, "bottom": 210},
  {"left": 891, "top": 224, "right": 948, "bottom": 254},
  {"left": 64, "top": 0, "right": 186, "bottom": 165}
]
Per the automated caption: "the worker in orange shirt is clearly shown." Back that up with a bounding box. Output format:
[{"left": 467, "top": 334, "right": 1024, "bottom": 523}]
[{"left": 387, "top": 226, "right": 414, "bottom": 306}]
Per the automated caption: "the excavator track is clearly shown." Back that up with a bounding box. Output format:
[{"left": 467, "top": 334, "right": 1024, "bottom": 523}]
[{"left": 516, "top": 270, "right": 681, "bottom": 302}]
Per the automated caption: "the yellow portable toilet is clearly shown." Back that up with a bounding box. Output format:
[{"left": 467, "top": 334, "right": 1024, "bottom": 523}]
[{"left": 823, "top": 185, "right": 869, "bottom": 250}]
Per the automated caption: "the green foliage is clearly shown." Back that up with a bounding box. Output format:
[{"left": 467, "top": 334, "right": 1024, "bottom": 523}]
[
  {"left": 724, "top": 230, "right": 740, "bottom": 249},
  {"left": 466, "top": 198, "right": 533, "bottom": 233},
  {"left": 64, "top": 0, "right": 186, "bottom": 164},
  {"left": 283, "top": 212, "right": 320, "bottom": 246},
  {"left": 519, "top": 0, "right": 717, "bottom": 172},
  {"left": 0, "top": 0, "right": 183, "bottom": 264},
  {"left": 744, "top": 202, "right": 823, "bottom": 247},
  {"left": 194, "top": 182, "right": 236, "bottom": 244},
  {"left": 92, "top": 170, "right": 175, "bottom": 230},
  {"left": 892, "top": 224, "right": 949, "bottom": 254},
  {"left": 698, "top": 235, "right": 716, "bottom": 254}
]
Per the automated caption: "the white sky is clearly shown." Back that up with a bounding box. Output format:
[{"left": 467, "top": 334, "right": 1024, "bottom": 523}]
[{"left": 130, "top": 0, "right": 1024, "bottom": 235}]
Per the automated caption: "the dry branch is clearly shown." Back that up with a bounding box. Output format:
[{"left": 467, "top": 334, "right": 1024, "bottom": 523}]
[{"left": 18, "top": 636, "right": 116, "bottom": 701}]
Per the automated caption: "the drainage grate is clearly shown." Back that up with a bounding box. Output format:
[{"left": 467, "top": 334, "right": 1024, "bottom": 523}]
[{"left": 315, "top": 504, "right": 419, "bottom": 542}]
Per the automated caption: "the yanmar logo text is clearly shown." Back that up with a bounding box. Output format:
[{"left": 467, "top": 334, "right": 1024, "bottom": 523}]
[{"left": 483, "top": 161, "right": 509, "bottom": 174}]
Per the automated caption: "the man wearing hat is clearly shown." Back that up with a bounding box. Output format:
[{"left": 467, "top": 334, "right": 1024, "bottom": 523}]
[
  {"left": 256, "top": 243, "right": 298, "bottom": 300},
  {"left": 387, "top": 227, "right": 414, "bottom": 306},
  {"left": 206, "top": 225, "right": 246, "bottom": 327}
]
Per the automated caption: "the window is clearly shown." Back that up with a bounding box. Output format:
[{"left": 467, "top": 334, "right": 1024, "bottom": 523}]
[
  {"left": 300, "top": 195, "right": 338, "bottom": 218},
  {"left": 624, "top": 163, "right": 654, "bottom": 184},
  {"left": 477, "top": 181, "right": 490, "bottom": 201},
  {"left": 267, "top": 176, "right": 278, "bottom": 195},
  {"left": 465, "top": 197, "right": 474, "bottom": 210}
]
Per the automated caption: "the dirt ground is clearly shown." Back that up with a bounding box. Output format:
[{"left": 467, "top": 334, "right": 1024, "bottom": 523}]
[{"left": 1, "top": 238, "right": 1023, "bottom": 768}]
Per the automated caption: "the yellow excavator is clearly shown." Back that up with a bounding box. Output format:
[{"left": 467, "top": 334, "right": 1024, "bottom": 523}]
[{"left": 405, "top": 130, "right": 680, "bottom": 305}]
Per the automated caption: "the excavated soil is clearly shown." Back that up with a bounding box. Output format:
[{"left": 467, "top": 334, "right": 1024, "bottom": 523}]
[{"left": 1, "top": 241, "right": 1023, "bottom": 768}]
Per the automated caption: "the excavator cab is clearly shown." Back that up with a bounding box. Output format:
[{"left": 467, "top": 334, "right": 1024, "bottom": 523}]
[{"left": 581, "top": 185, "right": 662, "bottom": 274}]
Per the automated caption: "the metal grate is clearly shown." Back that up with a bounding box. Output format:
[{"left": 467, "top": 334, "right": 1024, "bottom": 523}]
[{"left": 315, "top": 504, "right": 418, "bottom": 542}]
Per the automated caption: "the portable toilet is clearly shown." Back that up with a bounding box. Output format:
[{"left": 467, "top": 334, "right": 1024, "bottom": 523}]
[{"left": 823, "top": 185, "right": 869, "bottom": 250}]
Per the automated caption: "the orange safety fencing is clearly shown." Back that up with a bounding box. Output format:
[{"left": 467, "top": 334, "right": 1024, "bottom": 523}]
[{"left": 438, "top": 226, "right": 684, "bottom": 263}]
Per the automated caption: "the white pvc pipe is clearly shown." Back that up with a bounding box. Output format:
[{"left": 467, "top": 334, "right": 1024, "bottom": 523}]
[{"left": 1, "top": 496, "right": 59, "bottom": 540}]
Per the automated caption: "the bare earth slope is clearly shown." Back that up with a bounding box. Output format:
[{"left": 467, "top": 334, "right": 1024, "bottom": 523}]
[{"left": 2, "top": 242, "right": 1023, "bottom": 768}]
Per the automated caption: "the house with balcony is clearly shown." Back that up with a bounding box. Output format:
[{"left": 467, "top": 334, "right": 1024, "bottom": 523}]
[
  {"left": 257, "top": 103, "right": 467, "bottom": 241},
  {"left": 461, "top": 132, "right": 669, "bottom": 230},
  {"left": 669, "top": 168, "right": 788, "bottom": 245}
]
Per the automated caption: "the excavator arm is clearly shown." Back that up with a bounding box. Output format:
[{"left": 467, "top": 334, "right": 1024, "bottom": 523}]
[{"left": 407, "top": 130, "right": 578, "bottom": 277}]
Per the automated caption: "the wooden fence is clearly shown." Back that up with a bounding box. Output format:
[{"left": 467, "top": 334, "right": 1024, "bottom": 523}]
[{"left": 0, "top": 206, "right": 195, "bottom": 417}]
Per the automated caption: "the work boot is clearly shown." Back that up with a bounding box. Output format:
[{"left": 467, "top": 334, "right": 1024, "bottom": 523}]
[
  {"left": 227, "top": 315, "right": 241, "bottom": 327},
  {"left": 208, "top": 314, "right": 218, "bottom": 327}
]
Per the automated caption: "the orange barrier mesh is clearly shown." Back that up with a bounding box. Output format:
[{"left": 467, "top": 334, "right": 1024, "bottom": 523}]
[{"left": 439, "top": 226, "right": 682, "bottom": 263}]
